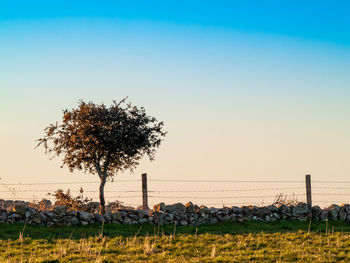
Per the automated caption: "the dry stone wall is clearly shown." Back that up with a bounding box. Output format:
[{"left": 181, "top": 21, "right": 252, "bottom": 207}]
[{"left": 1, "top": 199, "right": 350, "bottom": 227}]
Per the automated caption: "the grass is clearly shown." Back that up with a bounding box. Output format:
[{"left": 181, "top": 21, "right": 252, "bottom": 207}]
[{"left": 1, "top": 221, "right": 350, "bottom": 262}]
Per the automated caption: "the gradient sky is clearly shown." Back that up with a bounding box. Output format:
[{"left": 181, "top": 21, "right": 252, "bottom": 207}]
[{"left": 1, "top": 1, "right": 349, "bottom": 206}]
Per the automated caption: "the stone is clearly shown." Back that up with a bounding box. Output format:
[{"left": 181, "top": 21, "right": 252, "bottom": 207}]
[
  {"left": 179, "top": 220, "right": 188, "bottom": 226},
  {"left": 129, "top": 214, "right": 138, "bottom": 220},
  {"left": 273, "top": 213, "right": 280, "bottom": 219},
  {"left": 38, "top": 199, "right": 52, "bottom": 210},
  {"left": 339, "top": 208, "right": 347, "bottom": 221},
  {"left": 71, "top": 216, "right": 79, "bottom": 226},
  {"left": 94, "top": 213, "right": 105, "bottom": 223},
  {"left": 53, "top": 206, "right": 68, "bottom": 217},
  {"left": 33, "top": 216, "right": 41, "bottom": 224},
  {"left": 153, "top": 202, "right": 166, "bottom": 212},
  {"left": 165, "top": 203, "right": 186, "bottom": 216},
  {"left": 185, "top": 202, "right": 196, "bottom": 213},
  {"left": 44, "top": 210, "right": 55, "bottom": 218},
  {"left": 138, "top": 218, "right": 148, "bottom": 224},
  {"left": 39, "top": 212, "right": 47, "bottom": 222},
  {"left": 200, "top": 206, "right": 209, "bottom": 213},
  {"left": 210, "top": 217, "right": 218, "bottom": 224},
  {"left": 279, "top": 204, "right": 291, "bottom": 215},
  {"left": 8, "top": 213, "right": 21, "bottom": 220},
  {"left": 328, "top": 204, "right": 340, "bottom": 220},
  {"left": 153, "top": 212, "right": 164, "bottom": 225},
  {"left": 342, "top": 204, "right": 350, "bottom": 215},
  {"left": 104, "top": 212, "right": 112, "bottom": 222},
  {"left": 256, "top": 207, "right": 271, "bottom": 217},
  {"left": 319, "top": 210, "right": 328, "bottom": 221},
  {"left": 81, "top": 221, "right": 89, "bottom": 226},
  {"left": 13, "top": 205, "right": 26, "bottom": 216},
  {"left": 312, "top": 206, "right": 322, "bottom": 219},
  {"left": 87, "top": 202, "right": 100, "bottom": 212},
  {"left": 292, "top": 204, "right": 309, "bottom": 217},
  {"left": 231, "top": 206, "right": 243, "bottom": 215},
  {"left": 112, "top": 212, "right": 122, "bottom": 221},
  {"left": 268, "top": 205, "right": 278, "bottom": 213},
  {"left": 123, "top": 217, "right": 132, "bottom": 225},
  {"left": 78, "top": 211, "right": 93, "bottom": 222},
  {"left": 237, "top": 217, "right": 244, "bottom": 223},
  {"left": 136, "top": 209, "right": 145, "bottom": 219},
  {"left": 66, "top": 210, "right": 78, "bottom": 217},
  {"left": 164, "top": 213, "right": 174, "bottom": 221},
  {"left": 25, "top": 211, "right": 32, "bottom": 218},
  {"left": 0, "top": 212, "right": 6, "bottom": 221}
]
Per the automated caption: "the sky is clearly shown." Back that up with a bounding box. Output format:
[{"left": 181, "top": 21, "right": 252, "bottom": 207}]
[{"left": 1, "top": 1, "right": 350, "bottom": 207}]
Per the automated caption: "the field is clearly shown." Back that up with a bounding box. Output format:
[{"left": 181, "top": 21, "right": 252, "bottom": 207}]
[{"left": 1, "top": 221, "right": 350, "bottom": 262}]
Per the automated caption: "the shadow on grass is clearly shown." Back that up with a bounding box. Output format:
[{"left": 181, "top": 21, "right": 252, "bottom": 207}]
[{"left": 1, "top": 220, "right": 350, "bottom": 240}]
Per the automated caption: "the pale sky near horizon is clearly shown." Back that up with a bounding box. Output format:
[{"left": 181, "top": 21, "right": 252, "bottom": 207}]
[{"left": 1, "top": 1, "right": 350, "bottom": 206}]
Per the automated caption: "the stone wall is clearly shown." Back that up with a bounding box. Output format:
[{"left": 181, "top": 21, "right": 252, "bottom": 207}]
[{"left": 0, "top": 200, "right": 349, "bottom": 227}]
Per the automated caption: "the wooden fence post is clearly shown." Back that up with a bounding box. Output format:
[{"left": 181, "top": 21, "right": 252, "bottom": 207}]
[
  {"left": 305, "top": 174, "right": 312, "bottom": 209},
  {"left": 142, "top": 173, "right": 149, "bottom": 210}
]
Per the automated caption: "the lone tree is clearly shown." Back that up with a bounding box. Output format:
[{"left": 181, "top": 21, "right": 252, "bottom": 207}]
[{"left": 36, "top": 98, "right": 166, "bottom": 213}]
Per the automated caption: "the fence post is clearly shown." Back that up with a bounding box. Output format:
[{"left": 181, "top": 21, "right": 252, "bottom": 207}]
[
  {"left": 142, "top": 173, "right": 149, "bottom": 210},
  {"left": 305, "top": 174, "right": 312, "bottom": 209}
]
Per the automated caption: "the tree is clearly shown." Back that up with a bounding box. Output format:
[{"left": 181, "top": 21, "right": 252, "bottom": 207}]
[{"left": 36, "top": 98, "right": 166, "bottom": 213}]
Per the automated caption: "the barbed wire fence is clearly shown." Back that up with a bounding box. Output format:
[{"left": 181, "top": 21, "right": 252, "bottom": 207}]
[{"left": 0, "top": 175, "right": 350, "bottom": 208}]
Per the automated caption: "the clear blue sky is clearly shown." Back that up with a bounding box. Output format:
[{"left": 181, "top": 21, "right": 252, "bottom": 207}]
[{"left": 1, "top": 1, "right": 349, "bottom": 206}]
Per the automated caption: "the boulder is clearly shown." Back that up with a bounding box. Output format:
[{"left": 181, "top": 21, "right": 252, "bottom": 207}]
[
  {"left": 256, "top": 207, "right": 271, "bottom": 217},
  {"left": 138, "top": 218, "right": 148, "bottom": 224},
  {"left": 123, "top": 217, "right": 132, "bottom": 225},
  {"left": 279, "top": 204, "right": 291, "bottom": 215},
  {"left": 94, "top": 213, "right": 105, "bottom": 223},
  {"left": 268, "top": 205, "right": 278, "bottom": 213},
  {"left": 185, "top": 202, "right": 196, "bottom": 213},
  {"left": 71, "top": 216, "right": 79, "bottom": 226},
  {"left": 153, "top": 202, "right": 166, "bottom": 212},
  {"left": 327, "top": 204, "right": 340, "bottom": 220},
  {"left": 13, "top": 205, "right": 26, "bottom": 216},
  {"left": 165, "top": 203, "right": 186, "bottom": 216},
  {"left": 153, "top": 212, "right": 164, "bottom": 225},
  {"left": 319, "top": 210, "right": 328, "bottom": 221},
  {"left": 78, "top": 211, "right": 93, "bottom": 222},
  {"left": 292, "top": 203, "right": 309, "bottom": 217},
  {"left": 33, "top": 216, "right": 41, "bottom": 224},
  {"left": 112, "top": 212, "right": 122, "bottom": 221},
  {"left": 136, "top": 209, "right": 145, "bottom": 219},
  {"left": 81, "top": 221, "right": 89, "bottom": 226},
  {"left": 210, "top": 217, "right": 218, "bottom": 224},
  {"left": 312, "top": 206, "right": 322, "bottom": 219},
  {"left": 339, "top": 208, "right": 347, "bottom": 221},
  {"left": 8, "top": 213, "right": 21, "bottom": 220},
  {"left": 53, "top": 206, "right": 68, "bottom": 217},
  {"left": 231, "top": 206, "right": 243, "bottom": 215},
  {"left": 104, "top": 212, "right": 112, "bottom": 222},
  {"left": 180, "top": 220, "right": 188, "bottom": 226},
  {"left": 342, "top": 204, "right": 350, "bottom": 215}
]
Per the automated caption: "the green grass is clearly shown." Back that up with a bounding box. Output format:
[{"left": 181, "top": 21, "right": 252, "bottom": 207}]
[{"left": 1, "top": 221, "right": 350, "bottom": 262}]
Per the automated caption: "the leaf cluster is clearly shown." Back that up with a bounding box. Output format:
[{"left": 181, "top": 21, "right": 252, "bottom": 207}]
[
  {"left": 36, "top": 99, "right": 166, "bottom": 180},
  {"left": 48, "top": 188, "right": 92, "bottom": 211}
]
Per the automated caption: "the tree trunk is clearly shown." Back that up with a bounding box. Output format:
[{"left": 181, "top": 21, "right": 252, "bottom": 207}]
[{"left": 99, "top": 176, "right": 107, "bottom": 214}]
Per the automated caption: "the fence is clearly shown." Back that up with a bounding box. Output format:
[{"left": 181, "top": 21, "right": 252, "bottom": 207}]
[{"left": 1, "top": 174, "right": 350, "bottom": 208}]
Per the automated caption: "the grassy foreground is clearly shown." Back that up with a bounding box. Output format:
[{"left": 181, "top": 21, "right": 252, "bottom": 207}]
[{"left": 1, "top": 221, "right": 350, "bottom": 262}]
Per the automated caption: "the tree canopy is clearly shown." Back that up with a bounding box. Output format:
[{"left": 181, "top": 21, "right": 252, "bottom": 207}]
[{"left": 36, "top": 98, "right": 166, "bottom": 212}]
